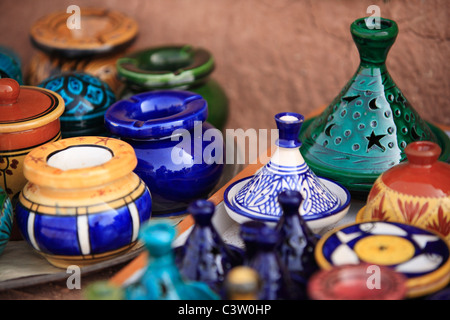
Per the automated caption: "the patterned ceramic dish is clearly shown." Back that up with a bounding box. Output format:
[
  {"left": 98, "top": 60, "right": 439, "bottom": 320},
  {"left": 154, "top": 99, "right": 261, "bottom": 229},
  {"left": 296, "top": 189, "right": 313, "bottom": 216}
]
[
  {"left": 315, "top": 221, "right": 450, "bottom": 298},
  {"left": 223, "top": 112, "right": 351, "bottom": 233},
  {"left": 0, "top": 187, "right": 13, "bottom": 256}
]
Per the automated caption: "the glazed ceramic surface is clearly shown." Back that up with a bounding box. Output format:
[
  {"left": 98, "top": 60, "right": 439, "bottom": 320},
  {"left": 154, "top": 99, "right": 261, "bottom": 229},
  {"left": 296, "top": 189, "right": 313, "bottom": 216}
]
[
  {"left": 299, "top": 17, "right": 450, "bottom": 196},
  {"left": 105, "top": 90, "right": 224, "bottom": 217},
  {"left": 357, "top": 141, "right": 450, "bottom": 243},
  {"left": 15, "top": 137, "right": 152, "bottom": 268},
  {"left": 27, "top": 51, "right": 125, "bottom": 96},
  {"left": 175, "top": 200, "right": 243, "bottom": 296},
  {"left": 0, "top": 46, "right": 23, "bottom": 84},
  {"left": 315, "top": 221, "right": 450, "bottom": 298},
  {"left": 30, "top": 8, "right": 138, "bottom": 58},
  {"left": 224, "top": 112, "right": 350, "bottom": 232},
  {"left": 0, "top": 187, "right": 13, "bottom": 255},
  {"left": 276, "top": 190, "right": 319, "bottom": 290},
  {"left": 240, "top": 221, "right": 301, "bottom": 300},
  {"left": 38, "top": 72, "right": 116, "bottom": 138},
  {"left": 0, "top": 78, "right": 64, "bottom": 206},
  {"left": 125, "top": 220, "right": 219, "bottom": 300},
  {"left": 307, "top": 263, "right": 408, "bottom": 300},
  {"left": 117, "top": 45, "right": 228, "bottom": 130}
]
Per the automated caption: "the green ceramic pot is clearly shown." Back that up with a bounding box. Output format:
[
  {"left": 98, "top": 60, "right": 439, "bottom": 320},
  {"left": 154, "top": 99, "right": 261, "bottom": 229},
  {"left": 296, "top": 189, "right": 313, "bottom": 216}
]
[
  {"left": 299, "top": 17, "right": 450, "bottom": 198},
  {"left": 116, "top": 45, "right": 229, "bottom": 131}
]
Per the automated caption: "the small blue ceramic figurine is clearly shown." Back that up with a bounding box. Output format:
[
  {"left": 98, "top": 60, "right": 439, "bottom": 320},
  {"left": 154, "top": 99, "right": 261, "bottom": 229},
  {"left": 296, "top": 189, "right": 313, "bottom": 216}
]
[
  {"left": 124, "top": 220, "right": 219, "bottom": 300},
  {"left": 0, "top": 46, "right": 23, "bottom": 84},
  {"left": 175, "top": 199, "right": 243, "bottom": 296},
  {"left": 39, "top": 72, "right": 116, "bottom": 138},
  {"left": 240, "top": 221, "right": 299, "bottom": 300},
  {"left": 105, "top": 90, "right": 224, "bottom": 217},
  {"left": 276, "top": 190, "right": 319, "bottom": 295}
]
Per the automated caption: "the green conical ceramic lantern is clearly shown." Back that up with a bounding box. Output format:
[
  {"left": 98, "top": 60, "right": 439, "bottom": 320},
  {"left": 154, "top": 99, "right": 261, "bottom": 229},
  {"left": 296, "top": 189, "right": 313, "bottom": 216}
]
[
  {"left": 299, "top": 17, "right": 450, "bottom": 197},
  {"left": 117, "top": 45, "right": 229, "bottom": 131}
]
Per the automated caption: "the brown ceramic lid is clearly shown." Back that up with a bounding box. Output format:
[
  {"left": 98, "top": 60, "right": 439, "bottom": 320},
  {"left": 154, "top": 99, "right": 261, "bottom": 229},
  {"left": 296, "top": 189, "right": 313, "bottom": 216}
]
[
  {"left": 0, "top": 78, "right": 64, "bottom": 133},
  {"left": 378, "top": 141, "right": 450, "bottom": 198},
  {"left": 30, "top": 8, "right": 138, "bottom": 58}
]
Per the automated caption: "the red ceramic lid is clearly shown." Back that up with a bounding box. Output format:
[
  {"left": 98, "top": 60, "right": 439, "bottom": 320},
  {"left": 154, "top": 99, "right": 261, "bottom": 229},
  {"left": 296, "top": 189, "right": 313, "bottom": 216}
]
[
  {"left": 307, "top": 263, "right": 408, "bottom": 300},
  {"left": 0, "top": 78, "right": 65, "bottom": 133},
  {"left": 379, "top": 141, "right": 450, "bottom": 198}
]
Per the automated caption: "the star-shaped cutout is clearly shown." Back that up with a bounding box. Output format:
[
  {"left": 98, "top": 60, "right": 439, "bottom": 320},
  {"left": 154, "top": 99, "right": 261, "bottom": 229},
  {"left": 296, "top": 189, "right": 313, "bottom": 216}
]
[{"left": 366, "top": 131, "right": 386, "bottom": 152}]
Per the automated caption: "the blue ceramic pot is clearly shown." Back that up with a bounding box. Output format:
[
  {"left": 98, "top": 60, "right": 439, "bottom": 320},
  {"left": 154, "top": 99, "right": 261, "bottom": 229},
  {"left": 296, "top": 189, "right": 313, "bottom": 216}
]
[
  {"left": 38, "top": 72, "right": 116, "bottom": 138},
  {"left": 0, "top": 46, "right": 23, "bottom": 84},
  {"left": 105, "top": 90, "right": 224, "bottom": 216}
]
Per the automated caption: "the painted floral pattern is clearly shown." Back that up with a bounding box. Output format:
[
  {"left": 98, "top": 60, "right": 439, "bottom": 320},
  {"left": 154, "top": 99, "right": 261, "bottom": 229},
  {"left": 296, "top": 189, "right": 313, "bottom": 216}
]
[
  {"left": 427, "top": 207, "right": 450, "bottom": 239},
  {"left": 0, "top": 156, "right": 19, "bottom": 195},
  {"left": 397, "top": 199, "right": 429, "bottom": 224}
]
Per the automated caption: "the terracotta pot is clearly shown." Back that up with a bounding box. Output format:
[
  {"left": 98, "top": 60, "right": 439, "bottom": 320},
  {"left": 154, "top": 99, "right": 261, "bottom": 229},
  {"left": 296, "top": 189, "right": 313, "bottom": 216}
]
[
  {"left": 356, "top": 141, "right": 450, "bottom": 242},
  {"left": 0, "top": 78, "right": 64, "bottom": 239}
]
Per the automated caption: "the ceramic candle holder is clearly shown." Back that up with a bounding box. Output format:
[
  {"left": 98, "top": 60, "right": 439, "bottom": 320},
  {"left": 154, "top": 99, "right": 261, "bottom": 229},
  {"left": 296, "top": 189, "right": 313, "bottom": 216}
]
[
  {"left": 116, "top": 45, "right": 229, "bottom": 130},
  {"left": 299, "top": 17, "right": 450, "bottom": 197},
  {"left": 38, "top": 72, "right": 116, "bottom": 138},
  {"left": 356, "top": 141, "right": 450, "bottom": 243},
  {"left": 26, "top": 7, "right": 139, "bottom": 96},
  {"left": 105, "top": 90, "right": 224, "bottom": 217},
  {"left": 15, "top": 136, "right": 152, "bottom": 268},
  {"left": 224, "top": 112, "right": 351, "bottom": 233},
  {"left": 0, "top": 78, "right": 64, "bottom": 216}
]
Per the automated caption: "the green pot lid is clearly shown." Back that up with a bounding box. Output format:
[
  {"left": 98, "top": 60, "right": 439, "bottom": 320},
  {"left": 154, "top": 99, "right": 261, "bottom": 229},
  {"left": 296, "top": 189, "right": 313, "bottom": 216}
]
[
  {"left": 299, "top": 17, "right": 449, "bottom": 196},
  {"left": 116, "top": 45, "right": 214, "bottom": 89}
]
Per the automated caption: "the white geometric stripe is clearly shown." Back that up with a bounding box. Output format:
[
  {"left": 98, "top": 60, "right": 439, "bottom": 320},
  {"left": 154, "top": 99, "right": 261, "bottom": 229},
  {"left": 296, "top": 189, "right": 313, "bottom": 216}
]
[
  {"left": 77, "top": 215, "right": 90, "bottom": 255},
  {"left": 128, "top": 202, "right": 140, "bottom": 242},
  {"left": 27, "top": 212, "right": 39, "bottom": 251}
]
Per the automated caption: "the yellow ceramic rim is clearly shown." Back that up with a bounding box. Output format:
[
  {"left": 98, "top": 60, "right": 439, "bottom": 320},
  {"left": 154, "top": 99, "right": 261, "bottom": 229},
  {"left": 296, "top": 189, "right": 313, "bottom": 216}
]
[
  {"left": 23, "top": 136, "right": 137, "bottom": 189},
  {"left": 0, "top": 86, "right": 65, "bottom": 133},
  {"left": 315, "top": 221, "right": 450, "bottom": 297}
]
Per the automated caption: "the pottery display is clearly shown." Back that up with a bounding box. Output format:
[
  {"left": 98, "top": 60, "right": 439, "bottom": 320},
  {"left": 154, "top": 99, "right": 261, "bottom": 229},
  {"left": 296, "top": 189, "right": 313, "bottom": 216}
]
[
  {"left": 125, "top": 220, "right": 219, "bottom": 300},
  {"left": 356, "top": 141, "right": 450, "bottom": 243},
  {"left": 105, "top": 90, "right": 224, "bottom": 217},
  {"left": 224, "top": 266, "right": 261, "bottom": 300},
  {"left": 307, "top": 263, "right": 408, "bottom": 300},
  {"left": 0, "top": 187, "right": 13, "bottom": 255},
  {"left": 224, "top": 112, "right": 351, "bottom": 233},
  {"left": 276, "top": 190, "right": 319, "bottom": 290},
  {"left": 38, "top": 72, "right": 116, "bottom": 138},
  {"left": 299, "top": 17, "right": 450, "bottom": 197},
  {"left": 0, "top": 78, "right": 64, "bottom": 206},
  {"left": 240, "top": 221, "right": 299, "bottom": 300},
  {"left": 116, "top": 45, "right": 229, "bottom": 130},
  {"left": 26, "top": 8, "right": 139, "bottom": 95},
  {"left": 0, "top": 46, "right": 23, "bottom": 84},
  {"left": 315, "top": 221, "right": 450, "bottom": 298},
  {"left": 15, "top": 136, "right": 152, "bottom": 268},
  {"left": 174, "top": 199, "right": 244, "bottom": 296}
]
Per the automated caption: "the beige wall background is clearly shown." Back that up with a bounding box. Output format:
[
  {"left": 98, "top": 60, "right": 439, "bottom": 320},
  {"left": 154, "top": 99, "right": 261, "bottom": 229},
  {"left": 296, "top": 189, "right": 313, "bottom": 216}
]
[{"left": 1, "top": 0, "right": 449, "bottom": 134}]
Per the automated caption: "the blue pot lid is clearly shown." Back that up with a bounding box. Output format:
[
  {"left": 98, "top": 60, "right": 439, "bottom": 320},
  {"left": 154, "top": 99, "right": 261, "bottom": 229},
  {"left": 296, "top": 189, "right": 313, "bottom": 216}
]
[{"left": 105, "top": 90, "right": 208, "bottom": 139}]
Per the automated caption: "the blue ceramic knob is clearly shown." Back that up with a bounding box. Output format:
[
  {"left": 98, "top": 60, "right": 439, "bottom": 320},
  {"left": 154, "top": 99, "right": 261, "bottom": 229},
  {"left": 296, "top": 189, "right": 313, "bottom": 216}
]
[
  {"left": 125, "top": 220, "right": 219, "bottom": 300},
  {"left": 0, "top": 46, "right": 23, "bottom": 84},
  {"left": 38, "top": 72, "right": 116, "bottom": 138},
  {"left": 240, "top": 221, "right": 298, "bottom": 300},
  {"left": 175, "top": 199, "right": 243, "bottom": 296},
  {"left": 105, "top": 90, "right": 224, "bottom": 217}
]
